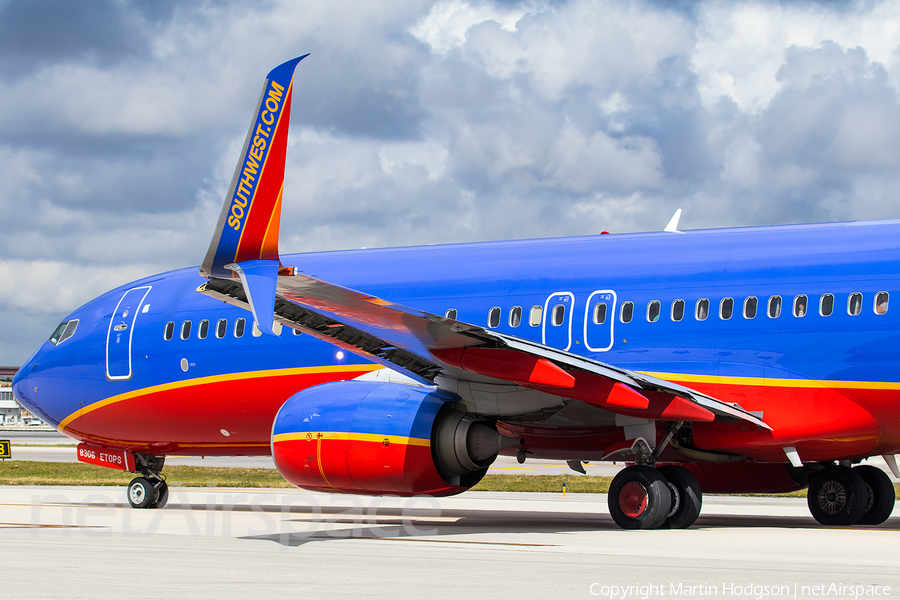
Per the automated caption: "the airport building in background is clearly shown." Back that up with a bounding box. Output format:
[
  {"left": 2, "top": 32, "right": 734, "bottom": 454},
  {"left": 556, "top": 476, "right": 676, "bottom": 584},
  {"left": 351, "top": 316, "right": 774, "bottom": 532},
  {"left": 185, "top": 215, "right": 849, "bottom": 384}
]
[{"left": 0, "top": 366, "right": 40, "bottom": 426}]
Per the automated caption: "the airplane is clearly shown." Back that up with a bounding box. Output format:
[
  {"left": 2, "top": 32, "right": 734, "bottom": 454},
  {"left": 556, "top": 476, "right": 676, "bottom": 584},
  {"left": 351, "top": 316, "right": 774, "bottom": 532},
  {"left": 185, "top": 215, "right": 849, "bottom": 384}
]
[{"left": 12, "top": 56, "right": 899, "bottom": 530}]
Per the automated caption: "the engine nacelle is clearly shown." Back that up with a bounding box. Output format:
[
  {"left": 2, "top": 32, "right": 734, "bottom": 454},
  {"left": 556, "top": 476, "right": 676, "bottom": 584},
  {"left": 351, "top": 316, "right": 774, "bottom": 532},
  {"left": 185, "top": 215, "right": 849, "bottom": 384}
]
[{"left": 272, "top": 381, "right": 520, "bottom": 496}]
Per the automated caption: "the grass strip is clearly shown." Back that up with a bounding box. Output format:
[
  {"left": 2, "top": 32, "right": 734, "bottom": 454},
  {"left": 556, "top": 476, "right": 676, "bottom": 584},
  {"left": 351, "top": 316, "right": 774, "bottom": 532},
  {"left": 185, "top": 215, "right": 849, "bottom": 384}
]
[
  {"left": 474, "top": 474, "right": 613, "bottom": 493},
  {"left": 0, "top": 461, "right": 291, "bottom": 488},
  {"left": 10, "top": 444, "right": 78, "bottom": 448},
  {"left": 1, "top": 462, "right": 898, "bottom": 497}
]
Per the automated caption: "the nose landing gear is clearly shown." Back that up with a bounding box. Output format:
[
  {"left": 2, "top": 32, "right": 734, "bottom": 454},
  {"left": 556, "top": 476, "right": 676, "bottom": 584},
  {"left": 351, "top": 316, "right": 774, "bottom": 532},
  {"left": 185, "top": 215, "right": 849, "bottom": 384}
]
[
  {"left": 127, "top": 476, "right": 169, "bottom": 509},
  {"left": 127, "top": 454, "right": 168, "bottom": 509}
]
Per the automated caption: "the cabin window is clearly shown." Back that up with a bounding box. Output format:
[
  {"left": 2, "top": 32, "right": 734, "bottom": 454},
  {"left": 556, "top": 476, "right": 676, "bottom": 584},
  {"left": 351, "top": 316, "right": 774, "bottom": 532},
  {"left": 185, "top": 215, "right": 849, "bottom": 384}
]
[
  {"left": 620, "top": 301, "right": 634, "bottom": 323},
  {"left": 234, "top": 318, "right": 246, "bottom": 338},
  {"left": 509, "top": 306, "right": 522, "bottom": 327},
  {"left": 180, "top": 320, "right": 192, "bottom": 340},
  {"left": 593, "top": 302, "right": 608, "bottom": 325},
  {"left": 529, "top": 305, "right": 543, "bottom": 326},
  {"left": 293, "top": 327, "right": 302, "bottom": 336},
  {"left": 252, "top": 321, "right": 262, "bottom": 337},
  {"left": 647, "top": 300, "right": 661, "bottom": 322},
  {"left": 695, "top": 298, "right": 710, "bottom": 321},
  {"left": 198, "top": 320, "right": 209, "bottom": 339},
  {"left": 670, "top": 299, "right": 685, "bottom": 322},
  {"left": 551, "top": 304, "right": 566, "bottom": 326},
  {"left": 445, "top": 309, "right": 457, "bottom": 320},
  {"left": 720, "top": 298, "right": 734, "bottom": 320},
  {"left": 744, "top": 296, "right": 758, "bottom": 319},
  {"left": 768, "top": 296, "right": 782, "bottom": 318},
  {"left": 164, "top": 321, "right": 175, "bottom": 341},
  {"left": 819, "top": 294, "right": 834, "bottom": 317},
  {"left": 488, "top": 307, "right": 501, "bottom": 328},
  {"left": 215, "top": 319, "right": 227, "bottom": 338},
  {"left": 793, "top": 295, "right": 808, "bottom": 318},
  {"left": 273, "top": 321, "right": 283, "bottom": 336},
  {"left": 875, "top": 292, "right": 889, "bottom": 315},
  {"left": 848, "top": 293, "right": 863, "bottom": 316}
]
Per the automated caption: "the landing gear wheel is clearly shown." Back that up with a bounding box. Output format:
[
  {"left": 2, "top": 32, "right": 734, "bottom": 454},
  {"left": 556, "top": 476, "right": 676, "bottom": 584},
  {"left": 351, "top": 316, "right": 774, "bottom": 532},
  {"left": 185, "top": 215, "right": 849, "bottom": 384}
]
[
  {"left": 657, "top": 465, "right": 702, "bottom": 529},
  {"left": 608, "top": 465, "right": 672, "bottom": 530},
  {"left": 150, "top": 479, "right": 169, "bottom": 509},
  {"left": 853, "top": 465, "right": 895, "bottom": 525},
  {"left": 807, "top": 466, "right": 867, "bottom": 525},
  {"left": 127, "top": 477, "right": 156, "bottom": 509}
]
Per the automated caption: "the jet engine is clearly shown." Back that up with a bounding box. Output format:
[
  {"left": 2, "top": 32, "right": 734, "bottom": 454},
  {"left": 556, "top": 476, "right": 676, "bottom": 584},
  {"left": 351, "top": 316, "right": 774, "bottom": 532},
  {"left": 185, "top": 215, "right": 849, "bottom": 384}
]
[{"left": 271, "top": 380, "right": 521, "bottom": 496}]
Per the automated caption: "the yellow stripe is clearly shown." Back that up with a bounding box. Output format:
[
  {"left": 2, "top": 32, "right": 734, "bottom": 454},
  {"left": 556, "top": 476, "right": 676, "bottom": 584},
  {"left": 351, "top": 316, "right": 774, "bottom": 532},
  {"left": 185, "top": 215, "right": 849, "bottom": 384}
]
[
  {"left": 640, "top": 371, "right": 900, "bottom": 391},
  {"left": 273, "top": 431, "right": 430, "bottom": 447},
  {"left": 58, "top": 364, "right": 381, "bottom": 431}
]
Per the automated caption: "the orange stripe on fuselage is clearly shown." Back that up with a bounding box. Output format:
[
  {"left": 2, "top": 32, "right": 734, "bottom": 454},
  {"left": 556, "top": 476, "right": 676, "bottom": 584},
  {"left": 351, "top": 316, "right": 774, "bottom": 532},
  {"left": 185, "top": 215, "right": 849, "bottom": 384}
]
[
  {"left": 640, "top": 371, "right": 900, "bottom": 390},
  {"left": 57, "top": 364, "right": 381, "bottom": 433}
]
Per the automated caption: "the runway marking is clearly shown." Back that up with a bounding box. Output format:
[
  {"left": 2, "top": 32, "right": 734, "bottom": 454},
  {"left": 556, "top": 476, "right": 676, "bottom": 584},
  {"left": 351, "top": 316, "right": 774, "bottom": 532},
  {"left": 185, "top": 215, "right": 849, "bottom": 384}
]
[
  {"left": 364, "top": 537, "right": 554, "bottom": 547},
  {"left": 0, "top": 522, "right": 100, "bottom": 529},
  {"left": 286, "top": 515, "right": 460, "bottom": 523}
]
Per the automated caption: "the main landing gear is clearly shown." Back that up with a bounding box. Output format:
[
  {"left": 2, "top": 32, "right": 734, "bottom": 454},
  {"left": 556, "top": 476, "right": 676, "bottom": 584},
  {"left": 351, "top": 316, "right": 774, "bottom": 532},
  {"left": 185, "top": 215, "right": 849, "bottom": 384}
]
[
  {"left": 807, "top": 464, "right": 895, "bottom": 526},
  {"left": 608, "top": 464, "right": 703, "bottom": 530},
  {"left": 605, "top": 422, "right": 703, "bottom": 530},
  {"left": 127, "top": 455, "right": 168, "bottom": 509}
]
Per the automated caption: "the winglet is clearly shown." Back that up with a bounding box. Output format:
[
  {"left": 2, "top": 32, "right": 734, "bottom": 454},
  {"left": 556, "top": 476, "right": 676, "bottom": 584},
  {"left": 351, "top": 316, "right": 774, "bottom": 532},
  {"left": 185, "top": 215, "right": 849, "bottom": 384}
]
[
  {"left": 664, "top": 208, "right": 683, "bottom": 233},
  {"left": 201, "top": 55, "right": 309, "bottom": 279},
  {"left": 227, "top": 260, "right": 280, "bottom": 336}
]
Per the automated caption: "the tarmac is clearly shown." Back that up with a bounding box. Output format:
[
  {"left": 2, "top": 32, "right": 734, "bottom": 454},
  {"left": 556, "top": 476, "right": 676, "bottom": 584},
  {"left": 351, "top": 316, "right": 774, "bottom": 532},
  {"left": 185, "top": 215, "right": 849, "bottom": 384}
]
[
  {"left": 0, "top": 485, "right": 897, "bottom": 599},
  {"left": 2, "top": 430, "right": 900, "bottom": 598}
]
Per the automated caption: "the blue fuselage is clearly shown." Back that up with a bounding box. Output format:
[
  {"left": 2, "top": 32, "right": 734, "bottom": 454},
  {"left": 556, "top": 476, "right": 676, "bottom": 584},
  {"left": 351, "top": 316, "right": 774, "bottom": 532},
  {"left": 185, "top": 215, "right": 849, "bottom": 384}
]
[{"left": 13, "top": 219, "right": 900, "bottom": 460}]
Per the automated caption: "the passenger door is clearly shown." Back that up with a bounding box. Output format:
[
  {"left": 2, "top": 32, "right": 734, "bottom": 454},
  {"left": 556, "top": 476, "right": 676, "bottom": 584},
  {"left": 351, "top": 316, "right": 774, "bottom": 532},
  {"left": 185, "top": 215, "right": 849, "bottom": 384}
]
[{"left": 106, "top": 286, "right": 151, "bottom": 380}]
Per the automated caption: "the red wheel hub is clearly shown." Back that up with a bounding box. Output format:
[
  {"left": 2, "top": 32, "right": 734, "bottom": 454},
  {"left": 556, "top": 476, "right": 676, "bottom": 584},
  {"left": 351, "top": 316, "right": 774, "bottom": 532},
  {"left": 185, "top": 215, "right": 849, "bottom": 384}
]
[{"left": 619, "top": 481, "right": 648, "bottom": 518}]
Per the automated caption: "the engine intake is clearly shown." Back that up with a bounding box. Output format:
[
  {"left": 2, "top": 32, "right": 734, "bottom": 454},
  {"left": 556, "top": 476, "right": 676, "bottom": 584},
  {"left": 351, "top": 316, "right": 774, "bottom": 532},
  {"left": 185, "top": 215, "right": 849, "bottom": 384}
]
[{"left": 271, "top": 380, "right": 520, "bottom": 496}]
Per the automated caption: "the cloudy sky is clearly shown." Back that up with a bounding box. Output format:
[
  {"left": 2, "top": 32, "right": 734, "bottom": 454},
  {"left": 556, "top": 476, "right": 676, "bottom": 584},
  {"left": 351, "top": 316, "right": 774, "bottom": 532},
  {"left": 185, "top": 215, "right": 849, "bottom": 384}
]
[{"left": 3, "top": 0, "right": 900, "bottom": 364}]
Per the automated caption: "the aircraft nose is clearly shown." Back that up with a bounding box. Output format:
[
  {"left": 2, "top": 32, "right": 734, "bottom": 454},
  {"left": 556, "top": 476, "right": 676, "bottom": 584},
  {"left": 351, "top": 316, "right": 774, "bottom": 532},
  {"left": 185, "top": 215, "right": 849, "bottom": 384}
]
[
  {"left": 12, "top": 350, "right": 48, "bottom": 424},
  {"left": 13, "top": 360, "right": 35, "bottom": 406}
]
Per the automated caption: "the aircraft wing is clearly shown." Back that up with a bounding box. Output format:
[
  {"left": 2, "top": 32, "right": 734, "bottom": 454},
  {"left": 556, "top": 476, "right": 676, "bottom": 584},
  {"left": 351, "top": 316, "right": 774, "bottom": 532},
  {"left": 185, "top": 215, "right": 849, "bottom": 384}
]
[
  {"left": 199, "top": 270, "right": 768, "bottom": 429},
  {"left": 197, "top": 56, "right": 768, "bottom": 431}
]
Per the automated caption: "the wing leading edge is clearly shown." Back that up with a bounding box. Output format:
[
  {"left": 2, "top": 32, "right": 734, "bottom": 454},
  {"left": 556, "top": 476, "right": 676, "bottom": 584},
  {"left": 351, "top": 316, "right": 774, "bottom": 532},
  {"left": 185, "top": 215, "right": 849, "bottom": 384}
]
[{"left": 197, "top": 57, "right": 769, "bottom": 432}]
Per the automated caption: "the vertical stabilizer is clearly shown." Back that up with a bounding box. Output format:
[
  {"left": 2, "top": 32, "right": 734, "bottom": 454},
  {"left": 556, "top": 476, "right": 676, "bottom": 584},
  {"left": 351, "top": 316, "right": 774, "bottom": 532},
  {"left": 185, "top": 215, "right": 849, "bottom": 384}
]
[{"left": 201, "top": 55, "right": 308, "bottom": 279}]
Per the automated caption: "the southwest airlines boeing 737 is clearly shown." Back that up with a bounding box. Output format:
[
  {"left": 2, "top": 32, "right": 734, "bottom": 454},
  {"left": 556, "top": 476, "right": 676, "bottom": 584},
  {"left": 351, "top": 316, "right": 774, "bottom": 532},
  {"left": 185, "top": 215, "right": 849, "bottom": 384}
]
[{"left": 12, "top": 56, "right": 900, "bottom": 530}]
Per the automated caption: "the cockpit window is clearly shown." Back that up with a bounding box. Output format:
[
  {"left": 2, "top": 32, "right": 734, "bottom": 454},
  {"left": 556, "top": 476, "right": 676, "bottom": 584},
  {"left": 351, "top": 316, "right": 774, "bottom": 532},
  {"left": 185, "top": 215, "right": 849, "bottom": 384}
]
[{"left": 49, "top": 320, "right": 79, "bottom": 345}]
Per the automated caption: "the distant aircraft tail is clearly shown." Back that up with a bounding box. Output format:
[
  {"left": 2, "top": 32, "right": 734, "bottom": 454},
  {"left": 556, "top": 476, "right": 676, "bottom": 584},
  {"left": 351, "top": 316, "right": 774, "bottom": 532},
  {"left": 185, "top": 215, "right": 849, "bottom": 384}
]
[{"left": 200, "top": 55, "right": 308, "bottom": 280}]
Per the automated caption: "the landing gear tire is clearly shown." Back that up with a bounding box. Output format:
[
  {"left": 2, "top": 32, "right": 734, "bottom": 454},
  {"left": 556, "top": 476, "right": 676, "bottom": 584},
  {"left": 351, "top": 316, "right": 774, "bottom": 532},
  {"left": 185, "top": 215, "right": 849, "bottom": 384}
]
[
  {"left": 657, "top": 465, "right": 702, "bottom": 529},
  {"left": 150, "top": 480, "right": 169, "bottom": 509},
  {"left": 853, "top": 465, "right": 895, "bottom": 525},
  {"left": 128, "top": 477, "right": 156, "bottom": 509},
  {"left": 807, "top": 466, "right": 867, "bottom": 525},
  {"left": 608, "top": 465, "right": 672, "bottom": 530}
]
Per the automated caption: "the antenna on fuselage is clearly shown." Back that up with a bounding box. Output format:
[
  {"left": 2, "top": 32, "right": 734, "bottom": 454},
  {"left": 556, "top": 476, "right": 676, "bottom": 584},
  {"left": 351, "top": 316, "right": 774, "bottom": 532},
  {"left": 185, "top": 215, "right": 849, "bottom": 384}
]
[{"left": 664, "top": 208, "right": 683, "bottom": 234}]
